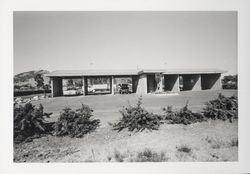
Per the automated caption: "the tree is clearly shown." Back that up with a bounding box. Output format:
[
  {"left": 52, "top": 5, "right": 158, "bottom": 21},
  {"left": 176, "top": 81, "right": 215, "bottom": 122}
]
[
  {"left": 222, "top": 75, "right": 237, "bottom": 89},
  {"left": 34, "top": 74, "right": 44, "bottom": 89},
  {"left": 34, "top": 74, "right": 46, "bottom": 97},
  {"left": 67, "top": 79, "right": 74, "bottom": 87}
]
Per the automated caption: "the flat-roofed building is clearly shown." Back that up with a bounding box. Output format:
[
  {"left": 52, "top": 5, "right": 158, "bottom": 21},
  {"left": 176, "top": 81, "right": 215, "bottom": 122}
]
[{"left": 46, "top": 69, "right": 226, "bottom": 97}]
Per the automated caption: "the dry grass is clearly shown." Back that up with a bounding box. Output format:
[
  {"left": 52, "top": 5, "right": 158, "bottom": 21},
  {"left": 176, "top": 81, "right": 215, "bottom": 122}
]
[
  {"left": 14, "top": 90, "right": 238, "bottom": 162},
  {"left": 14, "top": 120, "right": 238, "bottom": 162}
]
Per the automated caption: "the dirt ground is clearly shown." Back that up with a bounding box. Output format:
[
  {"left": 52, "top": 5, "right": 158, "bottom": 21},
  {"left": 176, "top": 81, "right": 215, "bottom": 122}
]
[{"left": 14, "top": 89, "right": 238, "bottom": 162}]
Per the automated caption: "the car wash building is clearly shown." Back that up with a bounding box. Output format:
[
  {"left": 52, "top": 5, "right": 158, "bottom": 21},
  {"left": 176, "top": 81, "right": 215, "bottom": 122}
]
[{"left": 46, "top": 69, "right": 226, "bottom": 97}]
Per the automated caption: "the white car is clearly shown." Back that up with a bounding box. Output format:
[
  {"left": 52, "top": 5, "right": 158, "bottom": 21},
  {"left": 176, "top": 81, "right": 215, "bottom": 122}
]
[{"left": 63, "top": 88, "right": 82, "bottom": 96}]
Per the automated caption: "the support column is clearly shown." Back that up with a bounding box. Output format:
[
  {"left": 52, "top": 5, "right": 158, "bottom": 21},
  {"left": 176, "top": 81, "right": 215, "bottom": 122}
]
[
  {"left": 192, "top": 74, "right": 201, "bottom": 91},
  {"left": 51, "top": 77, "right": 54, "bottom": 97},
  {"left": 136, "top": 74, "right": 147, "bottom": 95},
  {"left": 212, "top": 74, "right": 221, "bottom": 90},
  {"left": 175, "top": 75, "right": 180, "bottom": 92},
  {"left": 132, "top": 75, "right": 138, "bottom": 93},
  {"left": 161, "top": 75, "right": 165, "bottom": 92},
  {"left": 82, "top": 76, "right": 87, "bottom": 96},
  {"left": 111, "top": 76, "right": 115, "bottom": 95}
]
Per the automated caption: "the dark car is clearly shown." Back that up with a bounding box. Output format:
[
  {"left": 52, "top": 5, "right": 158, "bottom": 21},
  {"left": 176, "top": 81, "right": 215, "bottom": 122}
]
[{"left": 118, "top": 84, "right": 131, "bottom": 94}]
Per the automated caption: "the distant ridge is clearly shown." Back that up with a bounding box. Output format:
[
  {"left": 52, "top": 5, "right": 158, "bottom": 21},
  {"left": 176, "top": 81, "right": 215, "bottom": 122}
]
[{"left": 14, "top": 70, "right": 50, "bottom": 87}]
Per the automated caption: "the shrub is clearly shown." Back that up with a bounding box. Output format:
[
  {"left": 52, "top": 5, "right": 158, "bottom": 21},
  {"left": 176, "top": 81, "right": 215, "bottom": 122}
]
[
  {"left": 134, "top": 149, "right": 168, "bottom": 162},
  {"left": 202, "top": 94, "right": 238, "bottom": 122},
  {"left": 113, "top": 149, "right": 126, "bottom": 162},
  {"left": 205, "top": 136, "right": 227, "bottom": 149},
  {"left": 177, "top": 144, "right": 192, "bottom": 153},
  {"left": 108, "top": 149, "right": 168, "bottom": 162},
  {"left": 230, "top": 138, "right": 238, "bottom": 147},
  {"left": 14, "top": 103, "right": 53, "bottom": 143},
  {"left": 112, "top": 97, "right": 163, "bottom": 132},
  {"left": 176, "top": 144, "right": 195, "bottom": 161},
  {"left": 222, "top": 75, "right": 237, "bottom": 89},
  {"left": 162, "top": 102, "right": 206, "bottom": 125},
  {"left": 54, "top": 104, "right": 100, "bottom": 138}
]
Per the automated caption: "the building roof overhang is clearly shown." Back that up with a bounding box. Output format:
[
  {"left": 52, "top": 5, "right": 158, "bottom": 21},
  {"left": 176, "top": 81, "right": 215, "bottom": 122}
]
[{"left": 46, "top": 69, "right": 227, "bottom": 77}]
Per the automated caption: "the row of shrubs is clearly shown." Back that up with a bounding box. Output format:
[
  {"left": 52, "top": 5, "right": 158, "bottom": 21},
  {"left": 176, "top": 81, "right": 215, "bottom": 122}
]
[
  {"left": 113, "top": 94, "right": 237, "bottom": 131},
  {"left": 14, "top": 103, "right": 100, "bottom": 143},
  {"left": 14, "top": 93, "right": 238, "bottom": 143},
  {"left": 14, "top": 89, "right": 51, "bottom": 97}
]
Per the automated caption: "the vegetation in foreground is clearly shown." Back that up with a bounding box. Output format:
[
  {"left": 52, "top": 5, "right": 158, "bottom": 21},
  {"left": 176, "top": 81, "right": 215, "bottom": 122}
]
[
  {"left": 14, "top": 119, "right": 238, "bottom": 162},
  {"left": 14, "top": 103, "right": 100, "bottom": 143},
  {"left": 14, "top": 103, "right": 53, "bottom": 144},
  {"left": 14, "top": 93, "right": 238, "bottom": 145},
  {"left": 162, "top": 102, "right": 206, "bottom": 125},
  {"left": 53, "top": 104, "right": 100, "bottom": 138},
  {"left": 203, "top": 94, "right": 238, "bottom": 122},
  {"left": 107, "top": 148, "right": 169, "bottom": 162},
  {"left": 14, "top": 93, "right": 238, "bottom": 162},
  {"left": 112, "top": 96, "right": 163, "bottom": 132},
  {"left": 112, "top": 93, "right": 238, "bottom": 131}
]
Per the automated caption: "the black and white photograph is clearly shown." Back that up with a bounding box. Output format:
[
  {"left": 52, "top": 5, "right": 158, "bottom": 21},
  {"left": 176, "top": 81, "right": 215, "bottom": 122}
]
[
  {"left": 13, "top": 11, "right": 238, "bottom": 162},
  {"left": 1, "top": 0, "right": 250, "bottom": 173}
]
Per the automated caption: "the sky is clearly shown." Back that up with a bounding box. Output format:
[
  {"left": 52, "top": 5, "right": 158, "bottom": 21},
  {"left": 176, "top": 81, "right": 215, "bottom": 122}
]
[{"left": 14, "top": 11, "right": 237, "bottom": 75}]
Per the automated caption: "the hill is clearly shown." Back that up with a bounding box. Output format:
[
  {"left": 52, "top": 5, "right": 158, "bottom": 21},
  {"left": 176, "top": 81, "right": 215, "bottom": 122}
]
[{"left": 14, "top": 70, "right": 50, "bottom": 88}]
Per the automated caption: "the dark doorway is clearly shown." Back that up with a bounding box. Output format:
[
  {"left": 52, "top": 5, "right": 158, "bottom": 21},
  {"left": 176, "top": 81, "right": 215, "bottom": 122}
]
[
  {"left": 201, "top": 74, "right": 221, "bottom": 90},
  {"left": 182, "top": 74, "right": 200, "bottom": 91},
  {"left": 147, "top": 74, "right": 156, "bottom": 93},
  {"left": 164, "top": 74, "right": 179, "bottom": 91}
]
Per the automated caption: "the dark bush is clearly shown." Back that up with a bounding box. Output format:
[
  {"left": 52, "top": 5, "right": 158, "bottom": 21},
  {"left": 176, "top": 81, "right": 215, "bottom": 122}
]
[
  {"left": 162, "top": 102, "right": 206, "bottom": 125},
  {"left": 202, "top": 94, "right": 238, "bottom": 122},
  {"left": 14, "top": 103, "right": 53, "bottom": 143},
  {"left": 113, "top": 97, "right": 163, "bottom": 132},
  {"left": 222, "top": 75, "right": 237, "bottom": 89},
  {"left": 135, "top": 149, "right": 168, "bottom": 162},
  {"left": 14, "top": 89, "right": 51, "bottom": 97},
  {"left": 54, "top": 104, "right": 100, "bottom": 138},
  {"left": 177, "top": 144, "right": 192, "bottom": 153}
]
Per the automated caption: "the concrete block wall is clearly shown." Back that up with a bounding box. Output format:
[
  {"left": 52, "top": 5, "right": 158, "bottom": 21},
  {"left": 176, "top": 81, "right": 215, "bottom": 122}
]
[
  {"left": 136, "top": 74, "right": 147, "bottom": 95},
  {"left": 132, "top": 75, "right": 139, "bottom": 93},
  {"left": 111, "top": 76, "right": 115, "bottom": 95},
  {"left": 82, "top": 76, "right": 87, "bottom": 95}
]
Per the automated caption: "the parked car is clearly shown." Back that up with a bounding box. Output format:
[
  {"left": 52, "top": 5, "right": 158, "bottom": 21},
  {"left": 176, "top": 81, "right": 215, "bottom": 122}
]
[
  {"left": 63, "top": 87, "right": 82, "bottom": 96},
  {"left": 118, "top": 84, "right": 131, "bottom": 94}
]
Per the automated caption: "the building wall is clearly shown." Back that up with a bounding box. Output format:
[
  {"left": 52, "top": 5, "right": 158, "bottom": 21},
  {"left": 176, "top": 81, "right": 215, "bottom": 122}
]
[
  {"left": 82, "top": 76, "right": 87, "bottom": 95},
  {"left": 51, "top": 77, "right": 63, "bottom": 97},
  {"left": 182, "top": 74, "right": 201, "bottom": 91},
  {"left": 147, "top": 74, "right": 156, "bottom": 93},
  {"left": 164, "top": 74, "right": 180, "bottom": 92},
  {"left": 132, "top": 75, "right": 139, "bottom": 93},
  {"left": 201, "top": 73, "right": 221, "bottom": 90},
  {"left": 136, "top": 74, "right": 147, "bottom": 94},
  {"left": 50, "top": 72, "right": 223, "bottom": 97}
]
